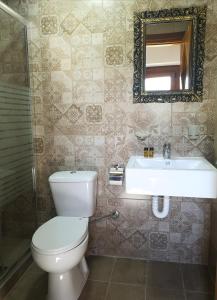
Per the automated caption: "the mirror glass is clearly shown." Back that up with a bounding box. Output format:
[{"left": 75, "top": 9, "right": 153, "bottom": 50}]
[
  {"left": 133, "top": 6, "right": 207, "bottom": 103},
  {"left": 145, "top": 20, "right": 192, "bottom": 92}
]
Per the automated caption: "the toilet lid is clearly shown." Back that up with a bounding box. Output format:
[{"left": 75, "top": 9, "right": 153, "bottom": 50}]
[{"left": 32, "top": 216, "right": 88, "bottom": 255}]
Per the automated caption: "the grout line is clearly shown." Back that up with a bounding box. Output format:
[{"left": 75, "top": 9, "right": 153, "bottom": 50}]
[
  {"left": 145, "top": 260, "right": 150, "bottom": 300},
  {"left": 144, "top": 285, "right": 147, "bottom": 300},
  {"left": 103, "top": 281, "right": 147, "bottom": 288},
  {"left": 180, "top": 263, "right": 187, "bottom": 300},
  {"left": 88, "top": 279, "right": 109, "bottom": 284},
  {"left": 104, "top": 257, "right": 117, "bottom": 300}
]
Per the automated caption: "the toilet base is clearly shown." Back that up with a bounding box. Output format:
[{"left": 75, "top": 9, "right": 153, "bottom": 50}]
[{"left": 47, "top": 257, "right": 89, "bottom": 300}]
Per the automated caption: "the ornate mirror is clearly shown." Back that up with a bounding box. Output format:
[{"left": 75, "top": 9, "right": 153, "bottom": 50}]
[{"left": 133, "top": 6, "right": 207, "bottom": 103}]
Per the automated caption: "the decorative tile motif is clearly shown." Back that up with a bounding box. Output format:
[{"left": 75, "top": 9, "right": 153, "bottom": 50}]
[
  {"left": 82, "top": 9, "right": 105, "bottom": 33},
  {"left": 104, "top": 69, "right": 127, "bottom": 102},
  {"left": 105, "top": 46, "right": 124, "bottom": 65},
  {"left": 47, "top": 105, "right": 62, "bottom": 123},
  {"left": 150, "top": 232, "right": 168, "bottom": 250},
  {"left": 65, "top": 104, "right": 83, "bottom": 123},
  {"left": 60, "top": 14, "right": 79, "bottom": 35},
  {"left": 127, "top": 231, "right": 148, "bottom": 249},
  {"left": 86, "top": 105, "right": 102, "bottom": 123},
  {"left": 41, "top": 16, "right": 58, "bottom": 35},
  {"left": 104, "top": 28, "right": 126, "bottom": 45},
  {"left": 34, "top": 137, "right": 44, "bottom": 154}
]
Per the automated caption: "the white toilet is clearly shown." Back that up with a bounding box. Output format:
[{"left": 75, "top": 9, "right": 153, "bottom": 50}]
[{"left": 31, "top": 171, "right": 97, "bottom": 300}]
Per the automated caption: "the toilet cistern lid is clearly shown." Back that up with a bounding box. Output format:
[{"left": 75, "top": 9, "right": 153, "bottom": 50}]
[
  {"left": 32, "top": 216, "right": 88, "bottom": 255},
  {"left": 49, "top": 171, "right": 97, "bottom": 183}
]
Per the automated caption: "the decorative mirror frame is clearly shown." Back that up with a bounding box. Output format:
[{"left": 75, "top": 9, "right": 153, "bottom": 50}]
[{"left": 133, "top": 6, "right": 207, "bottom": 103}]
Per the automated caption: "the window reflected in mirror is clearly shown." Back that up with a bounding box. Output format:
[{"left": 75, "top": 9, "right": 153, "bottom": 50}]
[{"left": 144, "top": 20, "right": 192, "bottom": 92}]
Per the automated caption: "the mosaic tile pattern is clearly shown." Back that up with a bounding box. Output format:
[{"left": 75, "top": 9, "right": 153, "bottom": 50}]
[
  {"left": 86, "top": 105, "right": 103, "bottom": 123},
  {"left": 105, "top": 46, "right": 124, "bottom": 65},
  {"left": 41, "top": 16, "right": 58, "bottom": 35},
  {"left": 60, "top": 14, "right": 79, "bottom": 35},
  {"left": 8, "top": 0, "right": 217, "bottom": 263},
  {"left": 34, "top": 137, "right": 44, "bottom": 154}
]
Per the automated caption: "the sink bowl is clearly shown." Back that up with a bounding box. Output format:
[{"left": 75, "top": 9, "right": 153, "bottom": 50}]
[{"left": 125, "top": 156, "right": 217, "bottom": 198}]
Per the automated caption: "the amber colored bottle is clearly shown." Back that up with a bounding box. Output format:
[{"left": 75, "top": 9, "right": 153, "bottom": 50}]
[
  {"left": 144, "top": 147, "right": 149, "bottom": 157},
  {"left": 149, "top": 147, "right": 154, "bottom": 157}
]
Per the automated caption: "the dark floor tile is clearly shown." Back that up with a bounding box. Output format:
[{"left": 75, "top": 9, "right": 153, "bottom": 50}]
[
  {"left": 26, "top": 263, "right": 45, "bottom": 274},
  {"left": 79, "top": 281, "right": 107, "bottom": 300},
  {"left": 107, "top": 283, "right": 145, "bottom": 300},
  {"left": 148, "top": 261, "right": 182, "bottom": 290},
  {"left": 111, "top": 258, "right": 147, "bottom": 285},
  {"left": 182, "top": 264, "right": 213, "bottom": 293},
  {"left": 186, "top": 291, "right": 213, "bottom": 300},
  {"left": 87, "top": 256, "right": 115, "bottom": 281},
  {"left": 5, "top": 271, "right": 47, "bottom": 300},
  {"left": 146, "top": 288, "right": 185, "bottom": 300}
]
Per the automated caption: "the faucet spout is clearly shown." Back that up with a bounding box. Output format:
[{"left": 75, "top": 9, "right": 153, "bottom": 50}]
[{"left": 163, "top": 143, "right": 171, "bottom": 159}]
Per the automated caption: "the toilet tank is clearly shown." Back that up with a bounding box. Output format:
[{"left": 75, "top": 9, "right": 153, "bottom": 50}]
[{"left": 49, "top": 171, "right": 97, "bottom": 217}]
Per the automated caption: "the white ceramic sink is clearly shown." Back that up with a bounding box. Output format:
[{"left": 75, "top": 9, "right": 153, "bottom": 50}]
[{"left": 125, "top": 156, "right": 217, "bottom": 198}]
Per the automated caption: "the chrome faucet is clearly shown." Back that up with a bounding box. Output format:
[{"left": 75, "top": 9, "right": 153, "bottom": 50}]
[{"left": 163, "top": 143, "right": 171, "bottom": 159}]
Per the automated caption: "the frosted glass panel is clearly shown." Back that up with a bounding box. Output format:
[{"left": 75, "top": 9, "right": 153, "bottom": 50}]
[{"left": 0, "top": 8, "right": 35, "bottom": 283}]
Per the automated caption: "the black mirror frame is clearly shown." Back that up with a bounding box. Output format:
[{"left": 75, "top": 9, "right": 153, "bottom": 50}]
[{"left": 133, "top": 6, "right": 207, "bottom": 103}]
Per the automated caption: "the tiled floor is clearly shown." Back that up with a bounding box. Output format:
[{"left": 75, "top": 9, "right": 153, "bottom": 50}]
[
  {"left": 4, "top": 256, "right": 214, "bottom": 300},
  {"left": 0, "top": 237, "right": 30, "bottom": 280}
]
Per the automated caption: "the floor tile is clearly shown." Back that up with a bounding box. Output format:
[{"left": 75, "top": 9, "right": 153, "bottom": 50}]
[
  {"left": 186, "top": 291, "right": 213, "bottom": 300},
  {"left": 147, "top": 261, "right": 183, "bottom": 290},
  {"left": 26, "top": 263, "right": 44, "bottom": 274},
  {"left": 146, "top": 288, "right": 185, "bottom": 300},
  {"left": 182, "top": 264, "right": 213, "bottom": 293},
  {"left": 107, "top": 283, "right": 145, "bottom": 300},
  {"left": 79, "top": 280, "right": 107, "bottom": 300},
  {"left": 111, "top": 258, "right": 147, "bottom": 285},
  {"left": 5, "top": 271, "right": 47, "bottom": 300},
  {"left": 87, "top": 256, "right": 115, "bottom": 281}
]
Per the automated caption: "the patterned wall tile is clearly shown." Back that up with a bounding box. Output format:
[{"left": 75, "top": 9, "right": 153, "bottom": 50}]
[
  {"left": 82, "top": 8, "right": 106, "bottom": 33},
  {"left": 86, "top": 105, "right": 103, "bottom": 123},
  {"left": 40, "top": 16, "right": 58, "bottom": 35},
  {"left": 34, "top": 137, "right": 44, "bottom": 154},
  {"left": 105, "top": 46, "right": 124, "bottom": 65},
  {"left": 60, "top": 14, "right": 79, "bottom": 35},
  {"left": 64, "top": 104, "right": 83, "bottom": 123},
  {"left": 149, "top": 232, "right": 168, "bottom": 250}
]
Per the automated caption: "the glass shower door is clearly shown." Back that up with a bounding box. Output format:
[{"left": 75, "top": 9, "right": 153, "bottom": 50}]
[{"left": 0, "top": 7, "right": 35, "bottom": 282}]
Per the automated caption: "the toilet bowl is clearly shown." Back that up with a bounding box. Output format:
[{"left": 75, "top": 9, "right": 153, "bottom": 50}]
[
  {"left": 31, "top": 171, "right": 97, "bottom": 300},
  {"left": 31, "top": 216, "right": 89, "bottom": 300}
]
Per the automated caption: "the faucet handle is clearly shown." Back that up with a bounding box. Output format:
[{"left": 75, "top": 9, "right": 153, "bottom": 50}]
[
  {"left": 163, "top": 143, "right": 171, "bottom": 149},
  {"left": 163, "top": 143, "right": 171, "bottom": 159}
]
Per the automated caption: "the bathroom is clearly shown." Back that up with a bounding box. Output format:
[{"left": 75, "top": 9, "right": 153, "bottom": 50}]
[{"left": 0, "top": 0, "right": 216, "bottom": 299}]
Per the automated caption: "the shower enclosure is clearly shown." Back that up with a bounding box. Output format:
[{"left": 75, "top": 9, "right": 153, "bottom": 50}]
[{"left": 0, "top": 1, "right": 36, "bottom": 290}]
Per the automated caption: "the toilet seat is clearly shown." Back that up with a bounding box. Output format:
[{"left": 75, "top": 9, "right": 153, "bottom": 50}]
[{"left": 32, "top": 216, "right": 88, "bottom": 255}]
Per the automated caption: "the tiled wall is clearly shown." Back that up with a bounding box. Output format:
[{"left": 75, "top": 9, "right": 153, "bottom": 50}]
[{"left": 5, "top": 0, "right": 217, "bottom": 264}]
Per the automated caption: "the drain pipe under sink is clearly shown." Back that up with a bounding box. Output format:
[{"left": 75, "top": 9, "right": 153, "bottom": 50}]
[{"left": 152, "top": 196, "right": 170, "bottom": 219}]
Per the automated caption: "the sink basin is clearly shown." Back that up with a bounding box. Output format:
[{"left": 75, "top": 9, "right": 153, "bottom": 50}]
[{"left": 125, "top": 156, "right": 217, "bottom": 198}]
